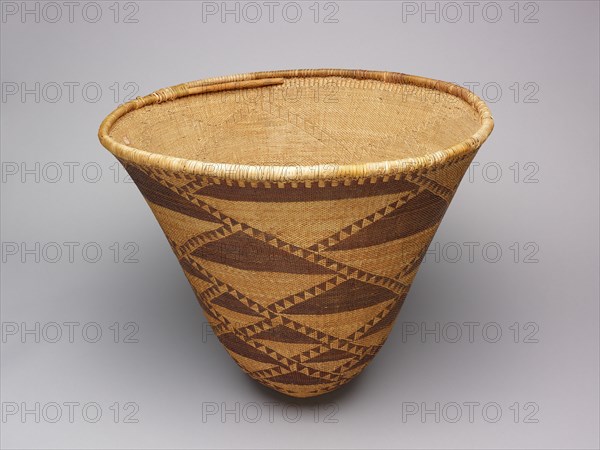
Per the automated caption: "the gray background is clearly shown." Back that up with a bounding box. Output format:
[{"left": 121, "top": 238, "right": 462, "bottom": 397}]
[{"left": 1, "top": 0, "right": 598, "bottom": 448}]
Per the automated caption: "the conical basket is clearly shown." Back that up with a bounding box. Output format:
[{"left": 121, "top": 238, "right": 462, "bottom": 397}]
[{"left": 99, "top": 69, "right": 494, "bottom": 397}]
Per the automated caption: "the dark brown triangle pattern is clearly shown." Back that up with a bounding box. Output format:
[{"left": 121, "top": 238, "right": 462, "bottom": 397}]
[
  {"left": 306, "top": 348, "right": 355, "bottom": 362},
  {"left": 282, "top": 278, "right": 396, "bottom": 315},
  {"left": 211, "top": 292, "right": 263, "bottom": 317},
  {"left": 253, "top": 324, "right": 321, "bottom": 344},
  {"left": 327, "top": 190, "right": 448, "bottom": 251},
  {"left": 193, "top": 231, "right": 336, "bottom": 275}
]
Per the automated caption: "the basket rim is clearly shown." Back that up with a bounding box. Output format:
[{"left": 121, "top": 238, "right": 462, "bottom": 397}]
[{"left": 98, "top": 69, "right": 494, "bottom": 182}]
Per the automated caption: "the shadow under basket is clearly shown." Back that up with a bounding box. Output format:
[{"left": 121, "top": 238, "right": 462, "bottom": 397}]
[{"left": 98, "top": 69, "right": 494, "bottom": 398}]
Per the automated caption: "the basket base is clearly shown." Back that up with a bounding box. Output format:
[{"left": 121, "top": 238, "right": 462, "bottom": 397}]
[{"left": 201, "top": 293, "right": 405, "bottom": 398}]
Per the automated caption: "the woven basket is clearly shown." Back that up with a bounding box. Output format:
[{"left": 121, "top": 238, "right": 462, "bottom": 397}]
[{"left": 99, "top": 69, "right": 494, "bottom": 398}]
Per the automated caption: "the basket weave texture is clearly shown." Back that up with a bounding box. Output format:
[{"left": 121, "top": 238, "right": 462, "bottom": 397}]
[{"left": 99, "top": 69, "right": 494, "bottom": 397}]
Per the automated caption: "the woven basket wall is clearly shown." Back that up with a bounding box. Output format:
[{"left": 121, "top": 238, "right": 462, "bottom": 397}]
[{"left": 99, "top": 69, "right": 494, "bottom": 397}]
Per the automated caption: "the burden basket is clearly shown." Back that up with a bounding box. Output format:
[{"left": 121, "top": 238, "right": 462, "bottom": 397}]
[{"left": 98, "top": 69, "right": 494, "bottom": 397}]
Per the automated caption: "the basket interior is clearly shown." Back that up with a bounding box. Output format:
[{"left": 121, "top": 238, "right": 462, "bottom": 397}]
[{"left": 108, "top": 76, "right": 482, "bottom": 166}]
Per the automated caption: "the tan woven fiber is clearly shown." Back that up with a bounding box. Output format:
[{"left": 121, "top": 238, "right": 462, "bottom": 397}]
[{"left": 98, "top": 69, "right": 494, "bottom": 397}]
